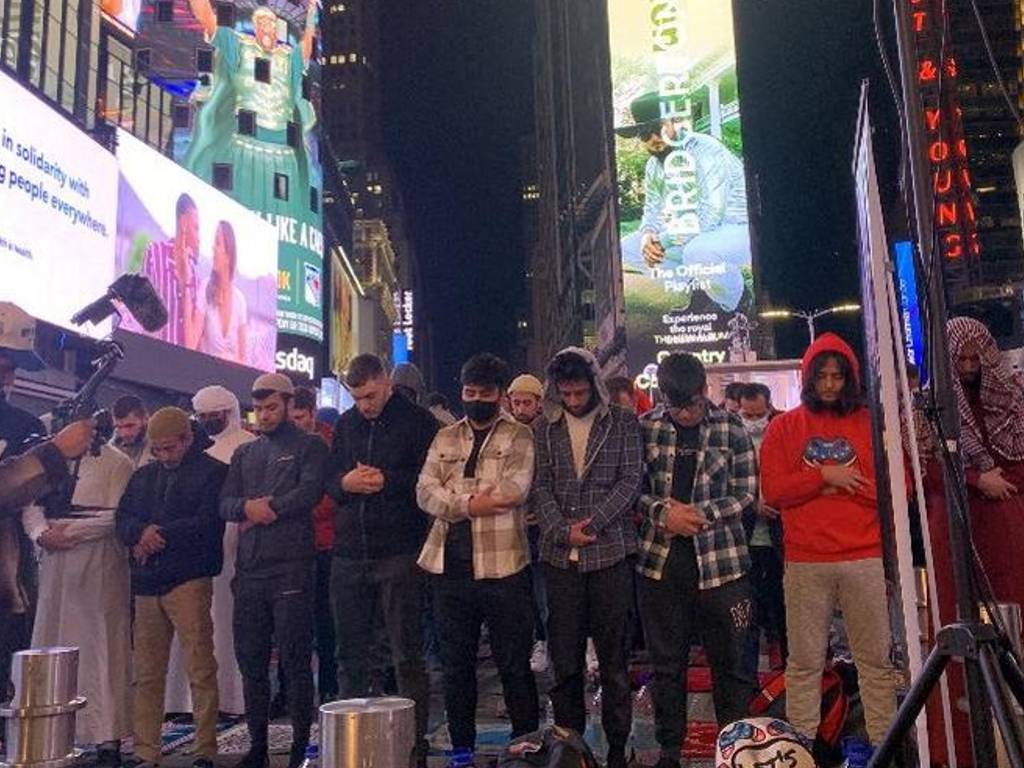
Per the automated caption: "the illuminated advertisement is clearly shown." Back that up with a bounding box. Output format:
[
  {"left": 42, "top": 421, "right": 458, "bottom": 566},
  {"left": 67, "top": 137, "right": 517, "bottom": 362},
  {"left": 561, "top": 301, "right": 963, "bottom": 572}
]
[
  {"left": 329, "top": 250, "right": 355, "bottom": 376},
  {"left": 101, "top": 0, "right": 143, "bottom": 35},
  {"left": 115, "top": 129, "right": 278, "bottom": 370},
  {"left": 136, "top": 0, "right": 324, "bottom": 342},
  {"left": 0, "top": 69, "right": 118, "bottom": 337},
  {"left": 608, "top": 0, "right": 754, "bottom": 380}
]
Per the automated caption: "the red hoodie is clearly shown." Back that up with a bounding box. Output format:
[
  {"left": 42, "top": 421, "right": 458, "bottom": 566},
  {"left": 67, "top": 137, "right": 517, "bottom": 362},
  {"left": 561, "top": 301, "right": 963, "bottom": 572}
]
[{"left": 760, "top": 333, "right": 882, "bottom": 563}]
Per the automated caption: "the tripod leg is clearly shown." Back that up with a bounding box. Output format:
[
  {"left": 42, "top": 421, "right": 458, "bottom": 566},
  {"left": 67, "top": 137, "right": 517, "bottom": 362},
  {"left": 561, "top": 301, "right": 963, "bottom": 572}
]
[
  {"left": 979, "top": 645, "right": 1024, "bottom": 768},
  {"left": 868, "top": 646, "right": 949, "bottom": 768},
  {"left": 997, "top": 646, "right": 1024, "bottom": 713}
]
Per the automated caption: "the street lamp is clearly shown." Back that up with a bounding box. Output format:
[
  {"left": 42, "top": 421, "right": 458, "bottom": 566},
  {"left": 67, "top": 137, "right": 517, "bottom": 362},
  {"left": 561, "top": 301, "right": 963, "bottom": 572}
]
[{"left": 759, "top": 303, "right": 861, "bottom": 343}]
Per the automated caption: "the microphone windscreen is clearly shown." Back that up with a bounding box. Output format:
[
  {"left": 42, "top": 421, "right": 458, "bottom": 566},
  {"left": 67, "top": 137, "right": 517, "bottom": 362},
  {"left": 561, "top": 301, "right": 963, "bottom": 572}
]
[{"left": 115, "top": 274, "right": 169, "bottom": 333}]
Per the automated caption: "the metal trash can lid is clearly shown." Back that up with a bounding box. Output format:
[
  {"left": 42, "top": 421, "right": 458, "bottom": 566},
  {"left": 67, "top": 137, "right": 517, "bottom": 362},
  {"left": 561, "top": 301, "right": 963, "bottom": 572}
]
[{"left": 320, "top": 697, "right": 415, "bottom": 716}]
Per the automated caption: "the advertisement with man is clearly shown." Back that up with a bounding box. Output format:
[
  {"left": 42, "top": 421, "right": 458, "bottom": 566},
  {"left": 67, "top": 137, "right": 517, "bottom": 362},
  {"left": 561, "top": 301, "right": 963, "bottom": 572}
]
[
  {"left": 0, "top": 69, "right": 118, "bottom": 338},
  {"left": 115, "top": 129, "right": 278, "bottom": 371},
  {"left": 608, "top": 0, "right": 755, "bottom": 384},
  {"left": 135, "top": 0, "right": 324, "bottom": 343}
]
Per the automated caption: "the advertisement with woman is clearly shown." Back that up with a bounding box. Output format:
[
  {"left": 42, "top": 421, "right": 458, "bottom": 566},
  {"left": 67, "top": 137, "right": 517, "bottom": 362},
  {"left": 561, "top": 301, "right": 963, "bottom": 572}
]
[
  {"left": 114, "top": 129, "right": 278, "bottom": 371},
  {"left": 608, "top": 0, "right": 756, "bottom": 379}
]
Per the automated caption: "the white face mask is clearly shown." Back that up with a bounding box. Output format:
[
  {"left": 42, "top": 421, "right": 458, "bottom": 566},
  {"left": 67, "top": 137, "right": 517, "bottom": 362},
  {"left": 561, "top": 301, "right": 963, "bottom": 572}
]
[
  {"left": 1, "top": 383, "right": 13, "bottom": 403},
  {"left": 741, "top": 414, "right": 770, "bottom": 434}
]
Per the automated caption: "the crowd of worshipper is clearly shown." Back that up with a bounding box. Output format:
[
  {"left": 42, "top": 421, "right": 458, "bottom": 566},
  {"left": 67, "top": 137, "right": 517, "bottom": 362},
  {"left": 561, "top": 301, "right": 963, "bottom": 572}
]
[{"left": 0, "top": 314, "right": 1018, "bottom": 768}]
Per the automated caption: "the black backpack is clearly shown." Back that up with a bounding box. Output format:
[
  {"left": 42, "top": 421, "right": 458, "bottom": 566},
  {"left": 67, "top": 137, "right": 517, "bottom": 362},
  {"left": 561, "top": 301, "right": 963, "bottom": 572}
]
[{"left": 497, "top": 726, "right": 600, "bottom": 768}]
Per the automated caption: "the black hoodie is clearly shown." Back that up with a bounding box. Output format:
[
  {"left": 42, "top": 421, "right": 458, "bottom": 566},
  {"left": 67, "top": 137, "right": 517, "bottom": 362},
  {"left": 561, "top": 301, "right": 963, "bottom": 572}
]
[{"left": 116, "top": 431, "right": 227, "bottom": 596}]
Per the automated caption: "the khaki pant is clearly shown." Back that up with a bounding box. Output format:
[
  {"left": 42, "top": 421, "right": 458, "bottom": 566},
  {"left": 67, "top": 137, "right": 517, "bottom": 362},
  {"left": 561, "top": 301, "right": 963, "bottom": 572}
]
[
  {"left": 784, "top": 558, "right": 896, "bottom": 745},
  {"left": 133, "top": 579, "right": 219, "bottom": 762}
]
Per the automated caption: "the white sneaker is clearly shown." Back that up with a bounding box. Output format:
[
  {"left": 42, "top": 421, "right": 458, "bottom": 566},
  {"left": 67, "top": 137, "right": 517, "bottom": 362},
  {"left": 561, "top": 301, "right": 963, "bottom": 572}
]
[
  {"left": 530, "top": 641, "right": 549, "bottom": 673},
  {"left": 586, "top": 638, "right": 599, "bottom": 676}
]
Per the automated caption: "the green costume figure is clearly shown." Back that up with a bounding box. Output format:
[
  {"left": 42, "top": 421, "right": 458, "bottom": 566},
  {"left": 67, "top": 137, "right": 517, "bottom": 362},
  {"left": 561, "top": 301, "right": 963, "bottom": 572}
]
[{"left": 184, "top": 0, "right": 318, "bottom": 220}]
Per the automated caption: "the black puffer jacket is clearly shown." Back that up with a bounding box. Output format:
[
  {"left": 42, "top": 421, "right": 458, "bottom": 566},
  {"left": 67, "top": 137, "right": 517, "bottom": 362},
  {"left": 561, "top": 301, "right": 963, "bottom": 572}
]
[
  {"left": 327, "top": 393, "right": 438, "bottom": 560},
  {"left": 116, "top": 434, "right": 227, "bottom": 596}
]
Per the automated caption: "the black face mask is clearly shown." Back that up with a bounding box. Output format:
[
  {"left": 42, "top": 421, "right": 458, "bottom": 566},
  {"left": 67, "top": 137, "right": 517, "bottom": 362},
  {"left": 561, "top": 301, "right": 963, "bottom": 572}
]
[
  {"left": 202, "top": 416, "right": 228, "bottom": 436},
  {"left": 463, "top": 399, "right": 499, "bottom": 424}
]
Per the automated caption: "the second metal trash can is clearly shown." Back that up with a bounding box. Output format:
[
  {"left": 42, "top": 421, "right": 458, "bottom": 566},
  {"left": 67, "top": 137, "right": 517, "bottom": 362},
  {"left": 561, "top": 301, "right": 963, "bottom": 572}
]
[{"left": 320, "top": 697, "right": 416, "bottom": 768}]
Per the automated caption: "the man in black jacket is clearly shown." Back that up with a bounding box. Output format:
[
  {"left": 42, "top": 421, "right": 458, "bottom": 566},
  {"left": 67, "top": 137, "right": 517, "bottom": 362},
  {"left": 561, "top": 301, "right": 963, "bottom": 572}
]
[
  {"left": 220, "top": 373, "right": 327, "bottom": 768},
  {"left": 326, "top": 354, "right": 438, "bottom": 763},
  {"left": 115, "top": 408, "right": 226, "bottom": 768}
]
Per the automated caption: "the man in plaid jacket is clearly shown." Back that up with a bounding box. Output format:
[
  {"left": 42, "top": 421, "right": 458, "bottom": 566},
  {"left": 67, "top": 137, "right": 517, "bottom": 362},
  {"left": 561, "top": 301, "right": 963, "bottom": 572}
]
[
  {"left": 636, "top": 353, "right": 758, "bottom": 768},
  {"left": 532, "top": 347, "right": 643, "bottom": 768},
  {"left": 416, "top": 354, "right": 539, "bottom": 764}
]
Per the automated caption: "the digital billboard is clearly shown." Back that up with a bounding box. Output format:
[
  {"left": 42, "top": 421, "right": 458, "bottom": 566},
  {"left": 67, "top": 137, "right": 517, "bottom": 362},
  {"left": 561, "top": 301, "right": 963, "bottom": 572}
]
[
  {"left": 0, "top": 69, "right": 119, "bottom": 338},
  {"left": 329, "top": 249, "right": 355, "bottom": 376},
  {"left": 608, "top": 0, "right": 754, "bottom": 382},
  {"left": 135, "top": 0, "right": 324, "bottom": 342},
  {"left": 101, "top": 0, "right": 143, "bottom": 35},
  {"left": 115, "top": 128, "right": 278, "bottom": 370}
]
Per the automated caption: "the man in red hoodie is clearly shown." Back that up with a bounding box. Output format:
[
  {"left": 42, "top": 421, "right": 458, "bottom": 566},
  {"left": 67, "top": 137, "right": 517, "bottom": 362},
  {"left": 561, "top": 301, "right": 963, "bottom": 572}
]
[{"left": 760, "top": 333, "right": 895, "bottom": 751}]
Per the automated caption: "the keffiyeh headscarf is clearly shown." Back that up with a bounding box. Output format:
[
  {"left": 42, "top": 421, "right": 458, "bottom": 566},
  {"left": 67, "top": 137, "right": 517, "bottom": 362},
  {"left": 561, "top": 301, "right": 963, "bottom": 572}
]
[{"left": 947, "top": 316, "right": 1024, "bottom": 471}]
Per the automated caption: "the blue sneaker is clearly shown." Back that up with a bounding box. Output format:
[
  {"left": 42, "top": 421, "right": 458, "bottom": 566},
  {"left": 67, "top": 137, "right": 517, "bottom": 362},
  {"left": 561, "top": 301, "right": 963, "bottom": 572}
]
[
  {"left": 445, "top": 748, "right": 475, "bottom": 768},
  {"left": 841, "top": 737, "right": 874, "bottom": 768}
]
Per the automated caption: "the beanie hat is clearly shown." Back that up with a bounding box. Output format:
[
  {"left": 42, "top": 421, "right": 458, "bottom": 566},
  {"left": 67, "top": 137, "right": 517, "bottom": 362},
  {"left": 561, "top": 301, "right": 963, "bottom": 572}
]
[
  {"left": 508, "top": 374, "right": 544, "bottom": 398},
  {"left": 252, "top": 372, "right": 295, "bottom": 396},
  {"left": 715, "top": 718, "right": 817, "bottom": 768},
  {"left": 147, "top": 407, "right": 191, "bottom": 441}
]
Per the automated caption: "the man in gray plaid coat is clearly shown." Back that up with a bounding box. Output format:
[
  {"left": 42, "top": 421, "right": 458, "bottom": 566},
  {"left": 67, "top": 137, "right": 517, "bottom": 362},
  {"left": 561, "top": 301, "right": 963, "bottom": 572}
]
[
  {"left": 636, "top": 353, "right": 758, "bottom": 768},
  {"left": 531, "top": 347, "right": 643, "bottom": 768}
]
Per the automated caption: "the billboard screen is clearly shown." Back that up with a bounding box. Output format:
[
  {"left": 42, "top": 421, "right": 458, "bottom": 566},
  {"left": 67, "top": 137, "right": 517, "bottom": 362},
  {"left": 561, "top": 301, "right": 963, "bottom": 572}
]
[
  {"left": 115, "top": 129, "right": 278, "bottom": 370},
  {"left": 329, "top": 250, "right": 355, "bottom": 376},
  {"left": 608, "top": 0, "right": 754, "bottom": 381},
  {"left": 136, "top": 0, "right": 324, "bottom": 341},
  {"left": 0, "top": 70, "right": 119, "bottom": 337}
]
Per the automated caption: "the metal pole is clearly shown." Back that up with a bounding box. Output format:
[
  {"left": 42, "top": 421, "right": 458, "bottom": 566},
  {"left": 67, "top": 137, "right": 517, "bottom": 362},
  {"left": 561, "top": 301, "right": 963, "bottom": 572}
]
[
  {"left": 891, "top": 0, "right": 996, "bottom": 762},
  {"left": 806, "top": 314, "right": 816, "bottom": 342}
]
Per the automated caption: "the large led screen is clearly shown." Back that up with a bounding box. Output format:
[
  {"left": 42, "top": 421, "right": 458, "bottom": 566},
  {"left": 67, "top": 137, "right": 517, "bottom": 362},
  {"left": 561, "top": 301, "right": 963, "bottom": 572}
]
[
  {"left": 609, "top": 0, "right": 754, "bottom": 382},
  {"left": 0, "top": 70, "right": 118, "bottom": 337},
  {"left": 115, "top": 129, "right": 278, "bottom": 370},
  {"left": 136, "top": 0, "right": 324, "bottom": 342}
]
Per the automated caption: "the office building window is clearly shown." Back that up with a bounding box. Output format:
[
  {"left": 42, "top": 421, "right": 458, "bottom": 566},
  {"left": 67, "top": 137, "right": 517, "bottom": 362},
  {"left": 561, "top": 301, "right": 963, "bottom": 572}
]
[
  {"left": 274, "top": 173, "right": 289, "bottom": 200},
  {"left": 286, "top": 121, "right": 299, "bottom": 148},
  {"left": 254, "top": 58, "right": 270, "bottom": 83},
  {"left": 238, "top": 109, "right": 256, "bottom": 136},
  {"left": 213, "top": 163, "right": 233, "bottom": 191},
  {"left": 173, "top": 103, "right": 191, "bottom": 128},
  {"left": 310, "top": 186, "right": 319, "bottom": 214},
  {"left": 215, "top": 2, "right": 234, "bottom": 27},
  {"left": 156, "top": 0, "right": 174, "bottom": 22},
  {"left": 196, "top": 48, "right": 213, "bottom": 72}
]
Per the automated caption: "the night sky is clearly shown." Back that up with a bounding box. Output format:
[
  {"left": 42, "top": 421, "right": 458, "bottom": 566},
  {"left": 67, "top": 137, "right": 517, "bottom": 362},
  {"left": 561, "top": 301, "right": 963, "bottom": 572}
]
[{"left": 378, "top": 0, "right": 904, "bottom": 388}]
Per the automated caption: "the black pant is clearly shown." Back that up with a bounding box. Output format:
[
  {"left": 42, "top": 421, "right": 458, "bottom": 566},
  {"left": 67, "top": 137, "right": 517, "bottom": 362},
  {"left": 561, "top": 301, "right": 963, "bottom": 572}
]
[
  {"left": 434, "top": 569, "right": 539, "bottom": 749},
  {"left": 637, "top": 538, "right": 756, "bottom": 754},
  {"left": 233, "top": 568, "right": 315, "bottom": 753},
  {"left": 314, "top": 551, "right": 338, "bottom": 700},
  {"left": 544, "top": 559, "right": 633, "bottom": 749},
  {"left": 0, "top": 612, "right": 30, "bottom": 702},
  {"left": 331, "top": 554, "right": 429, "bottom": 739},
  {"left": 750, "top": 545, "right": 787, "bottom": 647}
]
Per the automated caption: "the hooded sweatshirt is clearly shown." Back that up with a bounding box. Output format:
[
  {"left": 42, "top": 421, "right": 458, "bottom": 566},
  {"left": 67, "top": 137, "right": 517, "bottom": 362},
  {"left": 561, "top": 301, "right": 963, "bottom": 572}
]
[{"left": 759, "top": 333, "right": 881, "bottom": 563}]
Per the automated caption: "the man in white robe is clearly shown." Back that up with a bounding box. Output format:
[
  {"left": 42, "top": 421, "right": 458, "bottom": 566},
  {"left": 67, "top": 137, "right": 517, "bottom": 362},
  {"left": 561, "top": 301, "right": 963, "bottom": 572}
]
[
  {"left": 23, "top": 443, "right": 134, "bottom": 765},
  {"left": 164, "top": 386, "right": 255, "bottom": 717}
]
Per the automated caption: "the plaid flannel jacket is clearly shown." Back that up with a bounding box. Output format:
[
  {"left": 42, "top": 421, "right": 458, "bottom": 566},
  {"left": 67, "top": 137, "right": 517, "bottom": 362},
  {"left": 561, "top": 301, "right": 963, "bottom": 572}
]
[
  {"left": 636, "top": 405, "right": 756, "bottom": 588},
  {"left": 416, "top": 413, "right": 534, "bottom": 579},
  {"left": 532, "top": 403, "right": 644, "bottom": 572}
]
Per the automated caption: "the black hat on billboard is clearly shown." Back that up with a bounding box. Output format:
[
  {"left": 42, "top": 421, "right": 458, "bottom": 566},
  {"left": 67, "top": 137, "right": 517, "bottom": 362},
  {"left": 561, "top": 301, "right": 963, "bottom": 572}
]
[{"left": 614, "top": 91, "right": 663, "bottom": 139}]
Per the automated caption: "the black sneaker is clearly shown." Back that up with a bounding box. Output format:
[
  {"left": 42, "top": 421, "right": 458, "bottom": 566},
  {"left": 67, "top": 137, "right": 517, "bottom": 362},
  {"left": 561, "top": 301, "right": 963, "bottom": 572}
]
[
  {"left": 605, "top": 747, "right": 628, "bottom": 768},
  {"left": 287, "top": 744, "right": 308, "bottom": 768},
  {"left": 96, "top": 747, "right": 122, "bottom": 768},
  {"left": 191, "top": 759, "right": 214, "bottom": 768},
  {"left": 233, "top": 750, "right": 269, "bottom": 768}
]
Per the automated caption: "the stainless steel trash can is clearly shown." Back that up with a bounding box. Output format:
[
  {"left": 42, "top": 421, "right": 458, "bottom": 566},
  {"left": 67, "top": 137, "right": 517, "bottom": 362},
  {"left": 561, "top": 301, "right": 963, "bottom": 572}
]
[
  {"left": 320, "top": 697, "right": 416, "bottom": 768},
  {"left": 0, "top": 648, "right": 86, "bottom": 768}
]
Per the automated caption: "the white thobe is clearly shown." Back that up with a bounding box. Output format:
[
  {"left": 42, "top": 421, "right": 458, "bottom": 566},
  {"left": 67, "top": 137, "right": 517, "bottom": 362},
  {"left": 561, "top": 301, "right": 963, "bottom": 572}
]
[
  {"left": 164, "top": 426, "right": 256, "bottom": 715},
  {"left": 23, "top": 445, "right": 134, "bottom": 745}
]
